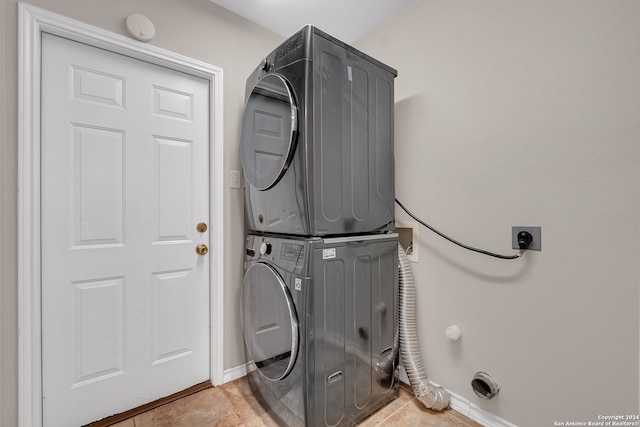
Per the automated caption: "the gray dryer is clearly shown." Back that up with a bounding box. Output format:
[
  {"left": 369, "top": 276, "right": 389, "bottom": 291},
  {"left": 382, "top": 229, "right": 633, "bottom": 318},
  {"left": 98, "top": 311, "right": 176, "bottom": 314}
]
[
  {"left": 242, "top": 233, "right": 400, "bottom": 426},
  {"left": 240, "top": 26, "right": 397, "bottom": 236}
]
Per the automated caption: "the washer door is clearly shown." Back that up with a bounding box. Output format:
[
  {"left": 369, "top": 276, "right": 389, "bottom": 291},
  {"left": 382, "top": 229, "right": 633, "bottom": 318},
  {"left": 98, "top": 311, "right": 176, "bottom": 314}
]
[
  {"left": 240, "top": 74, "right": 298, "bottom": 190},
  {"left": 242, "top": 262, "right": 299, "bottom": 381}
]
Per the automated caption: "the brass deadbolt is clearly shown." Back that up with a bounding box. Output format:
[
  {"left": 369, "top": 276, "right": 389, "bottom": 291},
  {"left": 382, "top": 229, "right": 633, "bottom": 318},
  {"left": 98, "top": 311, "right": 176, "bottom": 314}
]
[
  {"left": 195, "top": 244, "right": 208, "bottom": 255},
  {"left": 197, "top": 222, "right": 208, "bottom": 232}
]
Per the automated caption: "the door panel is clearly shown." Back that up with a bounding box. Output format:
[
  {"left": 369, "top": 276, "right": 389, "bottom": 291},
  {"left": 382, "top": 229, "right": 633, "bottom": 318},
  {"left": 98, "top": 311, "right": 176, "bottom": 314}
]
[
  {"left": 72, "top": 276, "right": 125, "bottom": 386},
  {"left": 72, "top": 124, "right": 125, "bottom": 246},
  {"left": 152, "top": 136, "right": 193, "bottom": 242},
  {"left": 41, "top": 33, "right": 210, "bottom": 427}
]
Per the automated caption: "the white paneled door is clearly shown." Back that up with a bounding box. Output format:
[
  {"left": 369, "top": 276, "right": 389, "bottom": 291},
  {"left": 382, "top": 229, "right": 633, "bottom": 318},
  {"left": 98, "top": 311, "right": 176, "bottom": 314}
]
[{"left": 41, "top": 33, "right": 211, "bottom": 427}]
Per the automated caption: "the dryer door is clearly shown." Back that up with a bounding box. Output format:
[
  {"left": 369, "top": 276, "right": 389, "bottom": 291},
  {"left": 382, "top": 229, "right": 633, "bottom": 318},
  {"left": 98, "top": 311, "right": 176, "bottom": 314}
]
[
  {"left": 240, "top": 74, "right": 298, "bottom": 190},
  {"left": 242, "top": 262, "right": 299, "bottom": 381}
]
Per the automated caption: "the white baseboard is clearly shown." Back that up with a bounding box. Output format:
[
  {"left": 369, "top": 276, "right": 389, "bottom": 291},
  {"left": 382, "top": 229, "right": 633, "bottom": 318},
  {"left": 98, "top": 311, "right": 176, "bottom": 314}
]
[
  {"left": 222, "top": 363, "right": 249, "bottom": 383},
  {"left": 398, "top": 366, "right": 517, "bottom": 427},
  {"left": 448, "top": 389, "right": 518, "bottom": 427}
]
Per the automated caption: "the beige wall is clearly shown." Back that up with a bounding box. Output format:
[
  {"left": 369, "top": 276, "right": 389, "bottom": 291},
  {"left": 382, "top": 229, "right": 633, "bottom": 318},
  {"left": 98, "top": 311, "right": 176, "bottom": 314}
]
[
  {"left": 3, "top": 1, "right": 639, "bottom": 426},
  {"left": 0, "top": 0, "right": 283, "bottom": 425},
  {"left": 355, "top": 0, "right": 640, "bottom": 425}
]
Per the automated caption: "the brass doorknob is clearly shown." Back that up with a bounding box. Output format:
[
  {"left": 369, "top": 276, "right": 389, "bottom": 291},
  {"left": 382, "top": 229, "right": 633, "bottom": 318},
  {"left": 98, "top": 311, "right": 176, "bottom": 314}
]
[{"left": 195, "top": 244, "right": 208, "bottom": 255}]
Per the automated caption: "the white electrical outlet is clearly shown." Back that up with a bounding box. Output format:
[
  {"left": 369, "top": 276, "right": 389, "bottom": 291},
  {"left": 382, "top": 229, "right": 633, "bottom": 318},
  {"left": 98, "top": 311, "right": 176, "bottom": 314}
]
[{"left": 230, "top": 170, "right": 242, "bottom": 189}]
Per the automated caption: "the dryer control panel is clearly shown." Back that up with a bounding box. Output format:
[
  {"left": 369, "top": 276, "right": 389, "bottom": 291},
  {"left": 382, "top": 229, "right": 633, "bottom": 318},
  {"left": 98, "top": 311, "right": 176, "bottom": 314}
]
[{"left": 245, "top": 234, "right": 307, "bottom": 273}]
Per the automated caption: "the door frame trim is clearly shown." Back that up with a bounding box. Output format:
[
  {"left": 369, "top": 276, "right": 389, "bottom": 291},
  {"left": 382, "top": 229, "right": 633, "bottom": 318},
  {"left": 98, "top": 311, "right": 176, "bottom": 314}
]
[{"left": 18, "top": 4, "right": 225, "bottom": 426}]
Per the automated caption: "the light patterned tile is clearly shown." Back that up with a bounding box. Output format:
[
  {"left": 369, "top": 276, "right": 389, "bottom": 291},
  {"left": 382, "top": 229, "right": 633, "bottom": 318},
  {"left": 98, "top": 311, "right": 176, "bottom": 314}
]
[
  {"left": 133, "top": 387, "right": 236, "bottom": 427},
  {"left": 109, "top": 419, "right": 134, "bottom": 427},
  {"left": 243, "top": 415, "right": 281, "bottom": 427},
  {"left": 117, "top": 377, "right": 481, "bottom": 427},
  {"left": 446, "top": 408, "right": 484, "bottom": 427},
  {"left": 356, "top": 387, "right": 413, "bottom": 426},
  {"left": 204, "top": 411, "right": 244, "bottom": 427},
  {"left": 378, "top": 398, "right": 470, "bottom": 427},
  {"left": 220, "top": 377, "right": 270, "bottom": 424}
]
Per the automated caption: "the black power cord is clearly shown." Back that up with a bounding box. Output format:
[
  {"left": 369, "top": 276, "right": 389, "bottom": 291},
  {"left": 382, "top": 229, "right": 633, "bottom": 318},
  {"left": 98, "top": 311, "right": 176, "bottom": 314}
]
[{"left": 395, "top": 198, "right": 521, "bottom": 260}]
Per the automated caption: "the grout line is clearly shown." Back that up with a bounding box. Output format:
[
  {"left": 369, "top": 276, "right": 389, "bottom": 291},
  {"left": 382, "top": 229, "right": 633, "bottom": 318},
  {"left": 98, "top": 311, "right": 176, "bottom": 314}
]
[
  {"left": 220, "top": 378, "right": 266, "bottom": 426},
  {"left": 372, "top": 396, "right": 417, "bottom": 427}
]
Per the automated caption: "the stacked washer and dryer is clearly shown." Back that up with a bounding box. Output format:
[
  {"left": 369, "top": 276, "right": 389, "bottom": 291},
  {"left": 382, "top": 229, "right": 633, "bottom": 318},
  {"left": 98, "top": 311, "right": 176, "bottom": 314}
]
[{"left": 240, "top": 26, "right": 399, "bottom": 427}]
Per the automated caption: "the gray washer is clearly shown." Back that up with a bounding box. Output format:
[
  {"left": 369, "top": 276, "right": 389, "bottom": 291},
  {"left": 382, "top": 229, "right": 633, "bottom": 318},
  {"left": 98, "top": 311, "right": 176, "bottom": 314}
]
[
  {"left": 240, "top": 25, "right": 397, "bottom": 236},
  {"left": 242, "top": 233, "right": 399, "bottom": 427}
]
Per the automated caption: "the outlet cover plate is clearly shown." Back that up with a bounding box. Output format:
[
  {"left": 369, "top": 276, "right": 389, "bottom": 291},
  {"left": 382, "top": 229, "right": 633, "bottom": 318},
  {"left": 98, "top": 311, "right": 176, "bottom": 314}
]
[
  {"left": 230, "top": 170, "right": 242, "bottom": 189},
  {"left": 512, "top": 226, "right": 542, "bottom": 251}
]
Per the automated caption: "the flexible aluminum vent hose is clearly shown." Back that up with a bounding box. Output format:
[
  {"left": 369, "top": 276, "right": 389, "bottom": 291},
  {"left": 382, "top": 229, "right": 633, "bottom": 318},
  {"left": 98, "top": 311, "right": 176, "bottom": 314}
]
[{"left": 398, "top": 243, "right": 450, "bottom": 411}]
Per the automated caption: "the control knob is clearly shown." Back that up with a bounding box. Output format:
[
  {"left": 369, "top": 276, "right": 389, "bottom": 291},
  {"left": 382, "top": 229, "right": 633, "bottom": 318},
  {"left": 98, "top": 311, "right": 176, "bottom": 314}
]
[{"left": 259, "top": 242, "right": 272, "bottom": 255}]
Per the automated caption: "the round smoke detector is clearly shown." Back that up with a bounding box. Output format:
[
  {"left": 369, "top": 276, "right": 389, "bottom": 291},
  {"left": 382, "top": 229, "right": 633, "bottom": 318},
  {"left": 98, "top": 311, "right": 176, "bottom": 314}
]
[{"left": 126, "top": 13, "right": 156, "bottom": 42}]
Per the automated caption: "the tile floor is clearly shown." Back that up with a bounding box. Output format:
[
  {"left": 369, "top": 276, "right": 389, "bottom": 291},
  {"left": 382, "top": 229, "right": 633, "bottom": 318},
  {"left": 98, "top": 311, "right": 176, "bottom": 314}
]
[{"left": 109, "top": 377, "right": 482, "bottom": 427}]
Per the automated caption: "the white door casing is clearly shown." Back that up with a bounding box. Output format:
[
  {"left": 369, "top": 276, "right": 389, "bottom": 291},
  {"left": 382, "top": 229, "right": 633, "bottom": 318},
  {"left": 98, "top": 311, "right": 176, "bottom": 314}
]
[
  {"left": 18, "top": 4, "right": 224, "bottom": 427},
  {"left": 41, "top": 33, "right": 209, "bottom": 426}
]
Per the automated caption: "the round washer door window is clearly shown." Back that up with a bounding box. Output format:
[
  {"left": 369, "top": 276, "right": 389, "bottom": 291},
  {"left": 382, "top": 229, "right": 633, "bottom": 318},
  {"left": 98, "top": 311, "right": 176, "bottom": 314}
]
[
  {"left": 242, "top": 262, "right": 299, "bottom": 381},
  {"left": 240, "top": 74, "right": 298, "bottom": 190}
]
